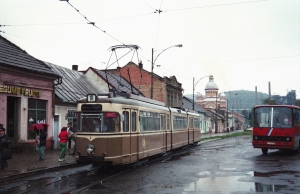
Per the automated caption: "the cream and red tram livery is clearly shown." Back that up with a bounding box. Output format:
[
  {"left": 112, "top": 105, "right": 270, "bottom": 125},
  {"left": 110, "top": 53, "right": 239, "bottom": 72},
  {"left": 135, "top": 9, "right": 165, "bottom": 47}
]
[{"left": 75, "top": 93, "right": 201, "bottom": 165}]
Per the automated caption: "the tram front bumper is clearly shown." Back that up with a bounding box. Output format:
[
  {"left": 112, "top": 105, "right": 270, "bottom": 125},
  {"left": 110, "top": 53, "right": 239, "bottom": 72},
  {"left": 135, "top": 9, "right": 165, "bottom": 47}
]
[{"left": 77, "top": 156, "right": 104, "bottom": 162}]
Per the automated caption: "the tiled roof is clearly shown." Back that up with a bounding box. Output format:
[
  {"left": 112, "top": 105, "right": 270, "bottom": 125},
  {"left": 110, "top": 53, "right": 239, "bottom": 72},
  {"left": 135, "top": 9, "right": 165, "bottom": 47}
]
[
  {"left": 45, "top": 62, "right": 104, "bottom": 103},
  {"left": 182, "top": 96, "right": 207, "bottom": 113},
  {"left": 92, "top": 68, "right": 144, "bottom": 96},
  {"left": 0, "top": 35, "right": 60, "bottom": 78}
]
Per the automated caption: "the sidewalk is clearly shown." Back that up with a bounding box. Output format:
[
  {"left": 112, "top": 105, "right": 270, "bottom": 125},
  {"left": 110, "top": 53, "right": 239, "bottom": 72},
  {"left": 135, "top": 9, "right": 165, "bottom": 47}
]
[
  {"left": 0, "top": 130, "right": 242, "bottom": 180},
  {"left": 0, "top": 148, "right": 77, "bottom": 180}
]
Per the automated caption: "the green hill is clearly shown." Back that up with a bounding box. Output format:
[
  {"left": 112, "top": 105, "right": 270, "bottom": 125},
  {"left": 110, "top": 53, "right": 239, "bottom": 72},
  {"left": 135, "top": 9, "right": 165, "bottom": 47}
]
[{"left": 185, "top": 90, "right": 269, "bottom": 110}]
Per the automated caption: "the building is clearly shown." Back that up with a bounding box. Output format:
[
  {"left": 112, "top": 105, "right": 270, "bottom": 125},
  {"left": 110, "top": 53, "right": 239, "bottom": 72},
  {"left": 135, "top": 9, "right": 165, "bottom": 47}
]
[
  {"left": 45, "top": 63, "right": 105, "bottom": 149},
  {"left": 182, "top": 96, "right": 211, "bottom": 133},
  {"left": 106, "top": 62, "right": 183, "bottom": 107},
  {"left": 196, "top": 75, "right": 227, "bottom": 110},
  {"left": 0, "top": 35, "right": 61, "bottom": 150}
]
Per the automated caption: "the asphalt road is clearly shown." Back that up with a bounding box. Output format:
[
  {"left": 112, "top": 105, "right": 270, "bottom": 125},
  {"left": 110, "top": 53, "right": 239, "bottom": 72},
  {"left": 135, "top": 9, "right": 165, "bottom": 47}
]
[{"left": 2, "top": 135, "right": 300, "bottom": 194}]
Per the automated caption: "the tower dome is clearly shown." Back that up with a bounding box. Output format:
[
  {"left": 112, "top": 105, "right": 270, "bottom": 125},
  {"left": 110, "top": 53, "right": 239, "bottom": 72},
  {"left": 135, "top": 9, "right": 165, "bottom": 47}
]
[{"left": 205, "top": 75, "right": 218, "bottom": 90}]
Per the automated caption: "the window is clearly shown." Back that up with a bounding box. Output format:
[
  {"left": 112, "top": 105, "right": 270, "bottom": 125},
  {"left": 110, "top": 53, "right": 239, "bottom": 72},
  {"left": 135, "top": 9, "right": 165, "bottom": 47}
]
[
  {"left": 132, "top": 112, "right": 136, "bottom": 132},
  {"left": 77, "top": 113, "right": 120, "bottom": 132},
  {"left": 294, "top": 109, "right": 300, "bottom": 126},
  {"left": 123, "top": 111, "right": 129, "bottom": 132},
  {"left": 139, "top": 111, "right": 161, "bottom": 131},
  {"left": 28, "top": 99, "right": 47, "bottom": 140},
  {"left": 254, "top": 107, "right": 293, "bottom": 128}
]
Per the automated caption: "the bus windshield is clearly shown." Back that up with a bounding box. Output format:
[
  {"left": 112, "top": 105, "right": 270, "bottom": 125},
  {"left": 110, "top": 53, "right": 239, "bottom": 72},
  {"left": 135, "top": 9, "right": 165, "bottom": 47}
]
[
  {"left": 76, "top": 112, "right": 120, "bottom": 132},
  {"left": 254, "top": 107, "right": 292, "bottom": 128}
]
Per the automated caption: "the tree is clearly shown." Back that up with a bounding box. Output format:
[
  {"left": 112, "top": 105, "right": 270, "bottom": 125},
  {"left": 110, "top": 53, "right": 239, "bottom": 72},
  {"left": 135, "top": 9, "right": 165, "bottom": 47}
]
[
  {"left": 294, "top": 99, "right": 300, "bottom": 106},
  {"left": 263, "top": 98, "right": 277, "bottom": 105}
]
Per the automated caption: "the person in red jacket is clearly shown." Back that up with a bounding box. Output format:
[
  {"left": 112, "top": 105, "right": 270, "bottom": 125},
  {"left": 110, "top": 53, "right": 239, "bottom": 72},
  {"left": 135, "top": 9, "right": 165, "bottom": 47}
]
[{"left": 58, "top": 127, "right": 68, "bottom": 161}]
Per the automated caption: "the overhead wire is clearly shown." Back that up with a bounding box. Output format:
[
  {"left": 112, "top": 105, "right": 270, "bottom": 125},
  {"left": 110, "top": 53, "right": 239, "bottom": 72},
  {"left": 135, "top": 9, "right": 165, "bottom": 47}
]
[{"left": 63, "top": 0, "right": 125, "bottom": 45}]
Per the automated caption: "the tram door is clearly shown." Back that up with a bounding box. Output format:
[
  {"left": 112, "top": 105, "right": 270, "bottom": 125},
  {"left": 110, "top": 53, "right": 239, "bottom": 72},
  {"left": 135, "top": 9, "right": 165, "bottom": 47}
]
[
  {"left": 122, "top": 109, "right": 138, "bottom": 164},
  {"left": 130, "top": 110, "right": 138, "bottom": 162},
  {"left": 161, "top": 114, "right": 171, "bottom": 152}
]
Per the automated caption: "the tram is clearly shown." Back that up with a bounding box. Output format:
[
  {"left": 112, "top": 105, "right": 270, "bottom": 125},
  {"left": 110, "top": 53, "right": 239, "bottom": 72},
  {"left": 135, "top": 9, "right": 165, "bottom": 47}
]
[{"left": 74, "top": 92, "right": 201, "bottom": 165}]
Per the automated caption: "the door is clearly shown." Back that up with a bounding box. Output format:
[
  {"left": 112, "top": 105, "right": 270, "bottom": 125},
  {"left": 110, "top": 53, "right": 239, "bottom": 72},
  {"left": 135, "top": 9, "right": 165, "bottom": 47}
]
[
  {"left": 130, "top": 110, "right": 138, "bottom": 162},
  {"left": 7, "top": 96, "right": 19, "bottom": 149}
]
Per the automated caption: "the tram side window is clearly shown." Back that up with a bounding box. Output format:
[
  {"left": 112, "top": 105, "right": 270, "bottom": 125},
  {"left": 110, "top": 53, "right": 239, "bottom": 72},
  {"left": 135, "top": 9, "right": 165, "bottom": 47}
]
[
  {"left": 132, "top": 112, "right": 136, "bottom": 132},
  {"left": 139, "top": 111, "right": 161, "bottom": 131},
  {"left": 189, "top": 118, "right": 193, "bottom": 128},
  {"left": 123, "top": 111, "right": 129, "bottom": 132},
  {"left": 167, "top": 115, "right": 170, "bottom": 131},
  {"left": 161, "top": 115, "right": 166, "bottom": 130},
  {"left": 154, "top": 113, "right": 160, "bottom": 130},
  {"left": 295, "top": 109, "right": 300, "bottom": 126},
  {"left": 173, "top": 116, "right": 187, "bottom": 130},
  {"left": 194, "top": 118, "right": 200, "bottom": 129}
]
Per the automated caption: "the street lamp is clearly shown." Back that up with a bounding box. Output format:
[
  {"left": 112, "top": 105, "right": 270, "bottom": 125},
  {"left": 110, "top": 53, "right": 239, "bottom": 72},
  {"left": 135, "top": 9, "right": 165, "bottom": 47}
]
[
  {"left": 151, "top": 44, "right": 183, "bottom": 99},
  {"left": 193, "top": 76, "right": 209, "bottom": 110}
]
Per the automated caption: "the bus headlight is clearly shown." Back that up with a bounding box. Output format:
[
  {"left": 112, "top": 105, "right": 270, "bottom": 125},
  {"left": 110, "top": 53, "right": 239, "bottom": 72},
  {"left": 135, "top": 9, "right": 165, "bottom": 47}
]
[
  {"left": 254, "top": 136, "right": 258, "bottom": 140},
  {"left": 286, "top": 137, "right": 290, "bottom": 142},
  {"left": 86, "top": 144, "right": 95, "bottom": 154}
]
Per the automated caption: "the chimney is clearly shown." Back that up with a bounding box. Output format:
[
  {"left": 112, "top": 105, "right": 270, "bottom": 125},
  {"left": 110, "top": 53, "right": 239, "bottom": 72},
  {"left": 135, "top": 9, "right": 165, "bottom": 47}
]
[
  {"left": 139, "top": 61, "right": 143, "bottom": 69},
  {"left": 72, "top": 65, "right": 78, "bottom": 71}
]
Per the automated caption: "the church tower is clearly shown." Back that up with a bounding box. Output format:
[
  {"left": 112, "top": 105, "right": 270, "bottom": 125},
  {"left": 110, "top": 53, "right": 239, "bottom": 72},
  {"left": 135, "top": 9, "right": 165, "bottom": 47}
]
[{"left": 196, "top": 75, "right": 227, "bottom": 110}]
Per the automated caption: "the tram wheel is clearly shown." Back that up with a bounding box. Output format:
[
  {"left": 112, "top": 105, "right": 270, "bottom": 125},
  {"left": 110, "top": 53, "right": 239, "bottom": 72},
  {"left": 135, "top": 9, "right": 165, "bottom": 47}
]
[{"left": 262, "top": 148, "right": 268, "bottom": 155}]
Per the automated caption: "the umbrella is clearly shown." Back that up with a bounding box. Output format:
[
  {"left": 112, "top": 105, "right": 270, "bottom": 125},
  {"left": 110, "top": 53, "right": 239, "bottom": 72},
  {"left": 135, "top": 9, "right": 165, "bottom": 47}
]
[{"left": 29, "top": 123, "right": 49, "bottom": 131}]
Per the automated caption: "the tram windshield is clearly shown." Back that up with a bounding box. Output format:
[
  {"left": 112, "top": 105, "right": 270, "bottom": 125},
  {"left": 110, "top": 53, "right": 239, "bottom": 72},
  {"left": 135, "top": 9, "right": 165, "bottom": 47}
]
[
  {"left": 76, "top": 112, "right": 120, "bottom": 132},
  {"left": 254, "top": 107, "right": 292, "bottom": 128}
]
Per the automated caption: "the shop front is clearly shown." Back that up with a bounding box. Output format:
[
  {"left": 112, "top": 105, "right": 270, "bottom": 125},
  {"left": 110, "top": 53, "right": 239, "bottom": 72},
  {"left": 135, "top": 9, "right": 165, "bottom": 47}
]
[{"left": 0, "top": 79, "right": 56, "bottom": 151}]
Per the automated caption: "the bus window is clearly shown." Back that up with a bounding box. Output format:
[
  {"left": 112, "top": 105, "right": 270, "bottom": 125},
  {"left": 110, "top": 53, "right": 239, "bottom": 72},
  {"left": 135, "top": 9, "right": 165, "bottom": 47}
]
[
  {"left": 255, "top": 107, "right": 293, "bottom": 128},
  {"left": 294, "top": 109, "right": 300, "bottom": 126}
]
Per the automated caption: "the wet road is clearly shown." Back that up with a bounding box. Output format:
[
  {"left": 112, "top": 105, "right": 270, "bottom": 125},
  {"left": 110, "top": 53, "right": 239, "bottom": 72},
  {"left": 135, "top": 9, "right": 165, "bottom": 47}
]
[{"left": 2, "top": 135, "right": 300, "bottom": 193}]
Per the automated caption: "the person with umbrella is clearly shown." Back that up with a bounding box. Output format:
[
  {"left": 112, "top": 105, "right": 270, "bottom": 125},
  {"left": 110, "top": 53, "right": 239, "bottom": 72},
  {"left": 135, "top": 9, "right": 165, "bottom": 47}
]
[{"left": 34, "top": 126, "right": 48, "bottom": 161}]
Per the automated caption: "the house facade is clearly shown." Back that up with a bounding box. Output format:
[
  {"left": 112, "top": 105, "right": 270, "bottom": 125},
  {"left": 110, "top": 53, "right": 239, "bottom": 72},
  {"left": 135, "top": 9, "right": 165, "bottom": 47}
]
[
  {"left": 0, "top": 35, "right": 61, "bottom": 150},
  {"left": 106, "top": 62, "right": 183, "bottom": 107}
]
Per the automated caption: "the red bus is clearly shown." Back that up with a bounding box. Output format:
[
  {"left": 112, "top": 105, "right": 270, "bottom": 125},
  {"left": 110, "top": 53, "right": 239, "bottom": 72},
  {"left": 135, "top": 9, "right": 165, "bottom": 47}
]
[{"left": 252, "top": 105, "right": 300, "bottom": 154}]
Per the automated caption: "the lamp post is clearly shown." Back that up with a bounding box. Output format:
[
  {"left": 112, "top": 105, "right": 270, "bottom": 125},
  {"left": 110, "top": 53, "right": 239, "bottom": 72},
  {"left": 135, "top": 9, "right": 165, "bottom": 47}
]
[
  {"left": 193, "top": 76, "right": 209, "bottom": 110},
  {"left": 151, "top": 44, "right": 183, "bottom": 99}
]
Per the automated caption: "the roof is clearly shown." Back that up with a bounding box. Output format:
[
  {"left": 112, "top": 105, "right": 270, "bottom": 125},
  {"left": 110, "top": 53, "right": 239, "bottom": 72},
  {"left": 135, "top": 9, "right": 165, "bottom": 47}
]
[
  {"left": 182, "top": 96, "right": 206, "bottom": 113},
  {"left": 0, "top": 35, "right": 60, "bottom": 78},
  {"left": 205, "top": 75, "right": 218, "bottom": 90},
  {"left": 45, "top": 62, "right": 104, "bottom": 103},
  {"left": 92, "top": 68, "right": 144, "bottom": 96}
]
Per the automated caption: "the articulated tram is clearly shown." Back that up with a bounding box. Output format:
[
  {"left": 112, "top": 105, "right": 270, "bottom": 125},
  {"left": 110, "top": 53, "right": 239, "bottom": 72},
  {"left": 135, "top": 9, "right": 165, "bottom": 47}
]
[{"left": 74, "top": 92, "right": 201, "bottom": 165}]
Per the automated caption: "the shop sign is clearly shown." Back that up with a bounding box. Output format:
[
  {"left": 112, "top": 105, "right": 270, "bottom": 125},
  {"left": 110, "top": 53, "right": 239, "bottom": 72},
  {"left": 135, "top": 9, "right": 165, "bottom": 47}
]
[{"left": 0, "top": 85, "right": 41, "bottom": 97}]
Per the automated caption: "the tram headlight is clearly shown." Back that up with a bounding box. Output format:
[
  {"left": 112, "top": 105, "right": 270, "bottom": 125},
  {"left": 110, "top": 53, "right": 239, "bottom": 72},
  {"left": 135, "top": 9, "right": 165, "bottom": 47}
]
[
  {"left": 254, "top": 136, "right": 258, "bottom": 140},
  {"left": 286, "top": 137, "right": 290, "bottom": 142},
  {"left": 86, "top": 144, "right": 95, "bottom": 154}
]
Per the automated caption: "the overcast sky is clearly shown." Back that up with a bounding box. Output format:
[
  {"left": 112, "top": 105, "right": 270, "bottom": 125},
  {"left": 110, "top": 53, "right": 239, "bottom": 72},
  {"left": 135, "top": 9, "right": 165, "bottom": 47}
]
[{"left": 1, "top": 0, "right": 299, "bottom": 97}]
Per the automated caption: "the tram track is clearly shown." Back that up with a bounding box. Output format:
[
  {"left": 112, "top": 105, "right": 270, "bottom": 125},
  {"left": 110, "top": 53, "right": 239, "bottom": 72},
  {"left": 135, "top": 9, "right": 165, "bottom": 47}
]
[{"left": 3, "top": 138, "right": 248, "bottom": 193}]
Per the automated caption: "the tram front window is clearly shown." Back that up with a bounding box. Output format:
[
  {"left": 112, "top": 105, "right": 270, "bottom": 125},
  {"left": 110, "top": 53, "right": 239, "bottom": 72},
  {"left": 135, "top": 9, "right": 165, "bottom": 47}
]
[{"left": 78, "top": 113, "right": 120, "bottom": 132}]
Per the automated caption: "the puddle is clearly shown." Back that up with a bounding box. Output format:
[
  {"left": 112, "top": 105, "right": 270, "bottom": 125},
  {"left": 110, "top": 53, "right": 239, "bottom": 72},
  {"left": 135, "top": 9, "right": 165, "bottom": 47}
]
[
  {"left": 184, "top": 170, "right": 299, "bottom": 193},
  {"left": 183, "top": 176, "right": 256, "bottom": 193}
]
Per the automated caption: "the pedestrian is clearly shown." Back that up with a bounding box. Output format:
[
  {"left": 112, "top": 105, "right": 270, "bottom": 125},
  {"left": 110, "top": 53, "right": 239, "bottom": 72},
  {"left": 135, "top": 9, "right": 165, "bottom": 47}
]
[
  {"left": 67, "top": 123, "right": 76, "bottom": 155},
  {"left": 0, "top": 125, "right": 10, "bottom": 170},
  {"left": 35, "top": 128, "right": 47, "bottom": 161},
  {"left": 58, "top": 127, "right": 68, "bottom": 162},
  {"left": 209, "top": 127, "right": 212, "bottom": 136}
]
